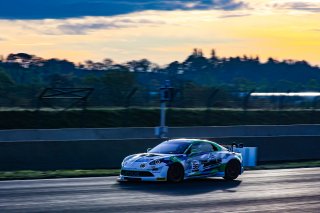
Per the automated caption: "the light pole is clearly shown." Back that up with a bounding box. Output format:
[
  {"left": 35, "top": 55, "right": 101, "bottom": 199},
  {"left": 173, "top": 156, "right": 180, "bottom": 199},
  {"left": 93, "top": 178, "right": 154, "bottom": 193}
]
[{"left": 155, "top": 80, "right": 174, "bottom": 138}]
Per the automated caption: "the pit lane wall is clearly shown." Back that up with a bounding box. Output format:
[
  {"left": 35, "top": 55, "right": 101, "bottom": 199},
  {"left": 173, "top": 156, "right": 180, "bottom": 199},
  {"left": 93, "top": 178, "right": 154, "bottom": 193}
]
[{"left": 0, "top": 125, "right": 320, "bottom": 170}]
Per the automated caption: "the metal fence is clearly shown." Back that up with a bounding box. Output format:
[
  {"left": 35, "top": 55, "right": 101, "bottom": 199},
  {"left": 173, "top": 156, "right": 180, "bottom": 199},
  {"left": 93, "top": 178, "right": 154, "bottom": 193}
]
[{"left": 1, "top": 87, "right": 320, "bottom": 110}]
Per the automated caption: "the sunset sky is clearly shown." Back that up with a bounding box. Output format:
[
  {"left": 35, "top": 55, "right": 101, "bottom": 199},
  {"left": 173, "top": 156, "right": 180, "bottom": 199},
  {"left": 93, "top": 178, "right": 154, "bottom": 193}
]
[{"left": 0, "top": 0, "right": 319, "bottom": 66}]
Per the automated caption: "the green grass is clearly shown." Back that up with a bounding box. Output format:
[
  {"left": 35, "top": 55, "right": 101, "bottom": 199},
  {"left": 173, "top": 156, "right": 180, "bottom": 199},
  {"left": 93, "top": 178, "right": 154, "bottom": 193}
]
[
  {"left": 1, "top": 161, "right": 319, "bottom": 181},
  {"left": 246, "top": 160, "right": 320, "bottom": 170},
  {"left": 0, "top": 169, "right": 120, "bottom": 181}
]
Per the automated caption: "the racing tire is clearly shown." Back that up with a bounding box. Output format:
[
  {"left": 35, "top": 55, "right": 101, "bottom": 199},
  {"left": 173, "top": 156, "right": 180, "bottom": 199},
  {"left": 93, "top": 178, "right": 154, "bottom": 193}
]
[
  {"left": 223, "top": 160, "right": 241, "bottom": 181},
  {"left": 167, "top": 163, "right": 184, "bottom": 183}
]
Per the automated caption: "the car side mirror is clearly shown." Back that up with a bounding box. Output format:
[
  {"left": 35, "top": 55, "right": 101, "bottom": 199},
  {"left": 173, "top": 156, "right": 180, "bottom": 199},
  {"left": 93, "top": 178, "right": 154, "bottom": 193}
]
[{"left": 147, "top": 148, "right": 152, "bottom": 152}]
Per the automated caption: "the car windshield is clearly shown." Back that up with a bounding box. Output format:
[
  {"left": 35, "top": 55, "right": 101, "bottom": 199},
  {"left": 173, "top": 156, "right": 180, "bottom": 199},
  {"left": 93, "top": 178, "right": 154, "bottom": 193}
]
[{"left": 149, "top": 141, "right": 191, "bottom": 154}]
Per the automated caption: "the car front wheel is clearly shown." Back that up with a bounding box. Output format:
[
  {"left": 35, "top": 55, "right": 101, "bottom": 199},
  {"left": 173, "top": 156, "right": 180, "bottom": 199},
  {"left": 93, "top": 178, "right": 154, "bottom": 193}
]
[{"left": 167, "top": 163, "right": 184, "bottom": 183}]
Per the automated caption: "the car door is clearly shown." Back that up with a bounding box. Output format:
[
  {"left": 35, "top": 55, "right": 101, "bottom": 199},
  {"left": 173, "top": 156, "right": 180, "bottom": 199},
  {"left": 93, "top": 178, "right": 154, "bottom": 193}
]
[
  {"left": 203, "top": 142, "right": 222, "bottom": 171},
  {"left": 185, "top": 142, "right": 214, "bottom": 176}
]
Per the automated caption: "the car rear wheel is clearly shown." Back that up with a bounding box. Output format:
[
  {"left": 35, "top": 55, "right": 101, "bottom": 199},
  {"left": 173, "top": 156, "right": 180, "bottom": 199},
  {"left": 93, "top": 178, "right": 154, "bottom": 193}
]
[
  {"left": 167, "top": 163, "right": 184, "bottom": 183},
  {"left": 223, "top": 160, "right": 241, "bottom": 181}
]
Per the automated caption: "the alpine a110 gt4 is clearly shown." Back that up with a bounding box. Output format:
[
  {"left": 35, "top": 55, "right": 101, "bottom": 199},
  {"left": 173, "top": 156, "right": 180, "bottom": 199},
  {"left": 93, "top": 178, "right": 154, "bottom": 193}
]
[{"left": 118, "top": 139, "right": 244, "bottom": 182}]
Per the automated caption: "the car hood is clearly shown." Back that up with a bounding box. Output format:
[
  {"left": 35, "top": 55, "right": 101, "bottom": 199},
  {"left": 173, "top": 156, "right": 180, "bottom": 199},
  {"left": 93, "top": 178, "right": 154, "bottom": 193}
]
[{"left": 124, "top": 153, "right": 181, "bottom": 164}]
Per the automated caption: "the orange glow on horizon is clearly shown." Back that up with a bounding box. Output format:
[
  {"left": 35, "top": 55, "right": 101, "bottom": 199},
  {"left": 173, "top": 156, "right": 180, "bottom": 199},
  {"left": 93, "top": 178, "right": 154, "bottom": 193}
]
[{"left": 0, "top": 2, "right": 320, "bottom": 65}]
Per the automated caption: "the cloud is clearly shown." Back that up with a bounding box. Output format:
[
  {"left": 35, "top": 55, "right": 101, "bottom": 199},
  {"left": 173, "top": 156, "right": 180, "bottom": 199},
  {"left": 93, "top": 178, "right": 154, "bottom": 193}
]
[
  {"left": 22, "top": 17, "right": 166, "bottom": 35},
  {"left": 0, "top": 0, "right": 247, "bottom": 20},
  {"left": 219, "top": 14, "right": 250, "bottom": 18},
  {"left": 272, "top": 2, "right": 320, "bottom": 12},
  {"left": 55, "top": 18, "right": 166, "bottom": 35},
  {"left": 57, "top": 23, "right": 122, "bottom": 35}
]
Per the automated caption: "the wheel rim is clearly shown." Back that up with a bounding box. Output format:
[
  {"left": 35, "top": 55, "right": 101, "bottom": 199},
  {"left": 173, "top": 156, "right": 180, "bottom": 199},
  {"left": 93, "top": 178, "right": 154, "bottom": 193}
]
[{"left": 227, "top": 166, "right": 237, "bottom": 178}]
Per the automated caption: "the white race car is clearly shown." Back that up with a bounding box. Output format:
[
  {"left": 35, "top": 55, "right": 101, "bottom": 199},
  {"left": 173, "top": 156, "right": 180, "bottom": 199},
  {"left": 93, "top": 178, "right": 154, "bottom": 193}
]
[{"left": 118, "top": 139, "right": 244, "bottom": 182}]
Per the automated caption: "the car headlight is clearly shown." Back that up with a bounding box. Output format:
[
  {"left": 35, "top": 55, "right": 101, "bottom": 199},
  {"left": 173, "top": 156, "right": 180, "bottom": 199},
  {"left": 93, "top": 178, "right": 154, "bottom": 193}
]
[
  {"left": 121, "top": 155, "right": 135, "bottom": 167},
  {"left": 149, "top": 159, "right": 162, "bottom": 165}
]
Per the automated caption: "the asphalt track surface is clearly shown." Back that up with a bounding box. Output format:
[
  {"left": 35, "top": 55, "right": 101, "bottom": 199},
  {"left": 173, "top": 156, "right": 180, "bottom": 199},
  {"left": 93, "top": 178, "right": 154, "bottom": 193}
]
[{"left": 0, "top": 168, "right": 319, "bottom": 213}]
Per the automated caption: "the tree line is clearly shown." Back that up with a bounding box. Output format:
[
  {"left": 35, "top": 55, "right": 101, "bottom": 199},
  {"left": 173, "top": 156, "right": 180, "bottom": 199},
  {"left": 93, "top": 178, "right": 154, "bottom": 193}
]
[{"left": 0, "top": 49, "right": 319, "bottom": 108}]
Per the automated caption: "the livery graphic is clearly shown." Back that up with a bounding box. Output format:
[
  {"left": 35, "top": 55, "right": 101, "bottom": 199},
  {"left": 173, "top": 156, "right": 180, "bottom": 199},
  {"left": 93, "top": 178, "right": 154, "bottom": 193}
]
[{"left": 118, "top": 139, "right": 244, "bottom": 182}]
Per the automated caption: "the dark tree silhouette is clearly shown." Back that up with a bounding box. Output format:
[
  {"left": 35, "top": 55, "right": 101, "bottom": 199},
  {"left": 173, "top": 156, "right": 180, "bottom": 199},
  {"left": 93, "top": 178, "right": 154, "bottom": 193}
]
[{"left": 1, "top": 49, "right": 320, "bottom": 108}]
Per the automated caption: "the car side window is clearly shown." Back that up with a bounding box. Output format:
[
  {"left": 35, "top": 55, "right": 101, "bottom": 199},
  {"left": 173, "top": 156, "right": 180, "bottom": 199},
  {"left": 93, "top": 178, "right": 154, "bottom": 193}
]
[
  {"left": 188, "top": 142, "right": 214, "bottom": 154},
  {"left": 189, "top": 143, "right": 201, "bottom": 153},
  {"left": 200, "top": 142, "right": 215, "bottom": 152}
]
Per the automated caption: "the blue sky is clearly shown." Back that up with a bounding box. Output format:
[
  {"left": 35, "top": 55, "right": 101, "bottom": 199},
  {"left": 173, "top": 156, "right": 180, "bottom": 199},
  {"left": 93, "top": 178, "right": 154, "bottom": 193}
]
[{"left": 0, "top": 0, "right": 246, "bottom": 19}]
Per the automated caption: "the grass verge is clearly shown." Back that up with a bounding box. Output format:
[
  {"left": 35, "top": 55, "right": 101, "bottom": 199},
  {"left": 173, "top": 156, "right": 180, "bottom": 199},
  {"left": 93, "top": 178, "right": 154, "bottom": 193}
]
[
  {"left": 1, "top": 161, "right": 319, "bottom": 181},
  {"left": 0, "top": 169, "right": 120, "bottom": 181},
  {"left": 246, "top": 160, "right": 320, "bottom": 170}
]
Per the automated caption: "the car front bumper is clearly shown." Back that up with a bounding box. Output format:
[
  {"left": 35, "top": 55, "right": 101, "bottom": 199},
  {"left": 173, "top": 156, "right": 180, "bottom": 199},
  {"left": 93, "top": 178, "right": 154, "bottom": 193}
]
[
  {"left": 118, "top": 166, "right": 169, "bottom": 182},
  {"left": 117, "top": 175, "right": 167, "bottom": 182}
]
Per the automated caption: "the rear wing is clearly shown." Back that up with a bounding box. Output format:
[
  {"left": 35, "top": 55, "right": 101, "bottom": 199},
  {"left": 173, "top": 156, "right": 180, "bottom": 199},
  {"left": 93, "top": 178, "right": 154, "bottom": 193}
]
[{"left": 223, "top": 142, "right": 244, "bottom": 152}]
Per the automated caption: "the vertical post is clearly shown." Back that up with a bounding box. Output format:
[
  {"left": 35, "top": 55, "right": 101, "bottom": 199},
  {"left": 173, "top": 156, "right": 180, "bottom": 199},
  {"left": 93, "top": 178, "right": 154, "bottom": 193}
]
[
  {"left": 160, "top": 102, "right": 166, "bottom": 127},
  {"left": 160, "top": 101, "right": 166, "bottom": 138},
  {"left": 155, "top": 80, "right": 173, "bottom": 138}
]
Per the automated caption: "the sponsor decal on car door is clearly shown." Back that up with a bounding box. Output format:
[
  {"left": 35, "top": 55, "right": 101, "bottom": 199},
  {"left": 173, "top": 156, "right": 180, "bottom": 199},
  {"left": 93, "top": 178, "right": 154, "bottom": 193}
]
[{"left": 186, "top": 142, "right": 222, "bottom": 176}]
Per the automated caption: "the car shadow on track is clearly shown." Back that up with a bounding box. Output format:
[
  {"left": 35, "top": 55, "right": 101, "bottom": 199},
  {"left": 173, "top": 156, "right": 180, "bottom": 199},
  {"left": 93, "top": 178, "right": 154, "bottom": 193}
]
[{"left": 116, "top": 178, "right": 242, "bottom": 196}]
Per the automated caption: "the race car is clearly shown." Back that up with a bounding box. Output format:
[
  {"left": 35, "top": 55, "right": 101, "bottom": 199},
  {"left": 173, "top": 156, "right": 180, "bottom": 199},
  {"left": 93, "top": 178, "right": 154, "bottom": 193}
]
[{"left": 118, "top": 138, "right": 244, "bottom": 182}]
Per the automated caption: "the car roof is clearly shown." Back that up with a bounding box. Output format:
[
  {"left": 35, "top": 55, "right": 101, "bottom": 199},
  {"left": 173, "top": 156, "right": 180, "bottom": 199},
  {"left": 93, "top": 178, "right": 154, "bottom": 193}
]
[
  {"left": 164, "top": 138, "right": 194, "bottom": 143},
  {"left": 165, "top": 138, "right": 212, "bottom": 143},
  {"left": 164, "top": 138, "right": 227, "bottom": 151}
]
